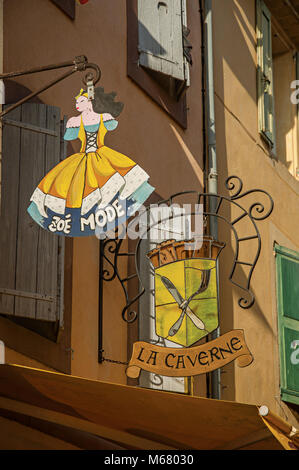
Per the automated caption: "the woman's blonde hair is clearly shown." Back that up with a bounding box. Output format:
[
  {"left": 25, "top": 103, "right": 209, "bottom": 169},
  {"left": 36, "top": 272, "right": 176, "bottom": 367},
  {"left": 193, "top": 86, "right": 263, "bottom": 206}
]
[
  {"left": 74, "top": 87, "right": 124, "bottom": 117},
  {"left": 75, "top": 88, "right": 88, "bottom": 100}
]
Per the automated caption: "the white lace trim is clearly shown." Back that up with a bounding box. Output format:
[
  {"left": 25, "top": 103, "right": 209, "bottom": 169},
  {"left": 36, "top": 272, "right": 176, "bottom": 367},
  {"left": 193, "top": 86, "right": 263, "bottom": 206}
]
[
  {"left": 119, "top": 165, "right": 149, "bottom": 200},
  {"left": 81, "top": 188, "right": 101, "bottom": 215},
  {"left": 97, "top": 172, "right": 126, "bottom": 209},
  {"left": 31, "top": 168, "right": 142, "bottom": 218},
  {"left": 30, "top": 188, "right": 66, "bottom": 217},
  {"left": 44, "top": 194, "right": 66, "bottom": 215},
  {"left": 30, "top": 188, "right": 47, "bottom": 218}
]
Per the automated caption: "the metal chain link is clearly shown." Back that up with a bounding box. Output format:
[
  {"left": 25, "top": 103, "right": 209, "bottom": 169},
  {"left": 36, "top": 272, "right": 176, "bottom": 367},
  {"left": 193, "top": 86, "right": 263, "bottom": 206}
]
[{"left": 102, "top": 356, "right": 128, "bottom": 366}]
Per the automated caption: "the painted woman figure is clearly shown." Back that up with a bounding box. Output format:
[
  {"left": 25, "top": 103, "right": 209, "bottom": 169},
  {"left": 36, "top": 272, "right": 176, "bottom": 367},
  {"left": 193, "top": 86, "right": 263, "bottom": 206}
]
[{"left": 28, "top": 87, "right": 154, "bottom": 237}]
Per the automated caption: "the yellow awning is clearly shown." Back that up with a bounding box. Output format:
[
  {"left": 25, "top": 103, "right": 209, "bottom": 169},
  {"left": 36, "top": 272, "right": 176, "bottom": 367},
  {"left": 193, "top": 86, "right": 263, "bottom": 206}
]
[{"left": 0, "top": 364, "right": 297, "bottom": 450}]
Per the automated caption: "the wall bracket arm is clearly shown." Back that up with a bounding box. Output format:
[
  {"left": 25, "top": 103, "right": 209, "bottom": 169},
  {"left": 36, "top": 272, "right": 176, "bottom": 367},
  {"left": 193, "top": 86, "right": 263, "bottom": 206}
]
[{"left": 0, "top": 55, "right": 101, "bottom": 119}]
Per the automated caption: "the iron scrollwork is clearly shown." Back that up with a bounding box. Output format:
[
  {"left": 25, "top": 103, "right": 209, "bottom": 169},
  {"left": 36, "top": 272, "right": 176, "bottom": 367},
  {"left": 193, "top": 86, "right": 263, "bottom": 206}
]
[{"left": 100, "top": 176, "right": 274, "bottom": 323}]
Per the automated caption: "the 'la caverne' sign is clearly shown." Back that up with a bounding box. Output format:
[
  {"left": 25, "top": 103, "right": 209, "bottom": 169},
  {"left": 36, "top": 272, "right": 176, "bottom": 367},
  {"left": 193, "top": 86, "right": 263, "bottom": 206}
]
[{"left": 126, "top": 238, "right": 253, "bottom": 379}]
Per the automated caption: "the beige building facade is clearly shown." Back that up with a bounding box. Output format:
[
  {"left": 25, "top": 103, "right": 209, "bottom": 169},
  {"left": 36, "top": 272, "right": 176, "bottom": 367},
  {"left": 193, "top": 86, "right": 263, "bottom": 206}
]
[{"left": 0, "top": 0, "right": 298, "bottom": 450}]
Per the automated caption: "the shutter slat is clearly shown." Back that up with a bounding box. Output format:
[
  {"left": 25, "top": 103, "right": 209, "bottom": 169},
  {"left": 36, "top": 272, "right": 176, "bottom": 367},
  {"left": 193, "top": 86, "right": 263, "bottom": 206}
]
[
  {"left": 170, "top": 0, "right": 184, "bottom": 79},
  {"left": 57, "top": 118, "right": 67, "bottom": 328},
  {"left": 138, "top": 0, "right": 185, "bottom": 81},
  {"left": 158, "top": 1, "right": 173, "bottom": 77},
  {"left": 0, "top": 103, "right": 63, "bottom": 324},
  {"left": 36, "top": 106, "right": 60, "bottom": 321},
  {"left": 0, "top": 107, "right": 21, "bottom": 315},
  {"left": 14, "top": 104, "right": 47, "bottom": 318}
]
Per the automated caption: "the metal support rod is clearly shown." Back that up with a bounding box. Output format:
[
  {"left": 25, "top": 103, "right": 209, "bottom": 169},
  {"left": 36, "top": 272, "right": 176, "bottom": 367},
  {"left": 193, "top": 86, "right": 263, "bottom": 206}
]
[
  {"left": 284, "top": 0, "right": 299, "bottom": 22},
  {"left": 0, "top": 58, "right": 82, "bottom": 80},
  {"left": 98, "top": 240, "right": 104, "bottom": 363},
  {"left": 204, "top": 0, "right": 221, "bottom": 400},
  {"left": 0, "top": 68, "right": 76, "bottom": 118},
  {"left": 0, "top": 55, "right": 101, "bottom": 119}
]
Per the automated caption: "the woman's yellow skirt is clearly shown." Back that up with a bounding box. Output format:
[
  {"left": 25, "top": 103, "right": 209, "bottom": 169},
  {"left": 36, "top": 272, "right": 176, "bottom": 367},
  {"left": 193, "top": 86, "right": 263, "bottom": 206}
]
[{"left": 28, "top": 146, "right": 154, "bottom": 237}]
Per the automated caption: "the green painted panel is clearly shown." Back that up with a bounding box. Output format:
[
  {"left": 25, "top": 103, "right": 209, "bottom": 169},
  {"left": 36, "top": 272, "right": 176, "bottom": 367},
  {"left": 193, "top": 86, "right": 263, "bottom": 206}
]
[
  {"left": 281, "top": 390, "right": 299, "bottom": 406},
  {"left": 283, "top": 327, "right": 299, "bottom": 393},
  {"left": 281, "top": 257, "right": 299, "bottom": 321},
  {"left": 275, "top": 245, "right": 299, "bottom": 403}
]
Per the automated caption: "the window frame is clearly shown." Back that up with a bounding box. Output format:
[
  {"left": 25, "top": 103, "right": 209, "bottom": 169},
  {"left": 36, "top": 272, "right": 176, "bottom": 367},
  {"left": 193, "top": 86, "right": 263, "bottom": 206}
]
[
  {"left": 126, "top": 0, "right": 188, "bottom": 129},
  {"left": 256, "top": 0, "right": 276, "bottom": 148},
  {"left": 275, "top": 244, "right": 299, "bottom": 406}
]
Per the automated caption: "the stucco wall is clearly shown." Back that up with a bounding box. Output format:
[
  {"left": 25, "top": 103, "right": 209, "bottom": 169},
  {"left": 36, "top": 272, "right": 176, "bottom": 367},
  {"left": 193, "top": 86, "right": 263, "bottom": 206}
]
[
  {"left": 2, "top": 0, "right": 298, "bottom": 429},
  {"left": 273, "top": 51, "right": 298, "bottom": 175},
  {"left": 2, "top": 0, "right": 204, "bottom": 384},
  {"left": 213, "top": 0, "right": 299, "bottom": 425}
]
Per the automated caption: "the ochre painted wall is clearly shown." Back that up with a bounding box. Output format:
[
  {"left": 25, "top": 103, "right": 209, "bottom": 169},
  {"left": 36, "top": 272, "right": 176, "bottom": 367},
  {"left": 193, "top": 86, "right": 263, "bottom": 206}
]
[
  {"left": 273, "top": 51, "right": 298, "bottom": 175},
  {"left": 4, "top": 347, "right": 56, "bottom": 372},
  {"left": 212, "top": 0, "right": 299, "bottom": 427},
  {"left": 2, "top": 0, "right": 298, "bottom": 432},
  {"left": 2, "top": 0, "right": 203, "bottom": 385}
]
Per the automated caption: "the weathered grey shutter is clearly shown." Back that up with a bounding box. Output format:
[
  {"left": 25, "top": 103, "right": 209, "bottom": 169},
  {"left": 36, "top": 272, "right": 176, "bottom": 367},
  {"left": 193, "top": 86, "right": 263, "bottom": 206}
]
[
  {"left": 256, "top": 0, "right": 275, "bottom": 145},
  {"left": 138, "top": 0, "right": 186, "bottom": 82},
  {"left": 0, "top": 103, "right": 65, "bottom": 324},
  {"left": 275, "top": 245, "right": 299, "bottom": 406}
]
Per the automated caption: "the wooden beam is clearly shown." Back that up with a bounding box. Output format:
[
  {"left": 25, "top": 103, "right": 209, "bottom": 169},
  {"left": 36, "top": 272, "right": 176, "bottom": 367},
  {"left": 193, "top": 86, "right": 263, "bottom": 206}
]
[
  {"left": 218, "top": 427, "right": 274, "bottom": 450},
  {"left": 0, "top": 396, "right": 177, "bottom": 451},
  {"left": 3, "top": 118, "right": 59, "bottom": 137},
  {"left": 0, "top": 287, "right": 54, "bottom": 302}
]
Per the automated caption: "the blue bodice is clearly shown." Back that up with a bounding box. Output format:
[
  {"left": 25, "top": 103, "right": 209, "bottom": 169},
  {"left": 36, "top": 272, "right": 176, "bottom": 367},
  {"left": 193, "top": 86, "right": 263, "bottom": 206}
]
[{"left": 64, "top": 119, "right": 118, "bottom": 141}]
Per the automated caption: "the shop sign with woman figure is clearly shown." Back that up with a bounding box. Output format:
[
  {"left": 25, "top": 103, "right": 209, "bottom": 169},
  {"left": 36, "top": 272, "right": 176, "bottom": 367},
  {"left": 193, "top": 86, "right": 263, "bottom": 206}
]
[{"left": 28, "top": 87, "right": 154, "bottom": 237}]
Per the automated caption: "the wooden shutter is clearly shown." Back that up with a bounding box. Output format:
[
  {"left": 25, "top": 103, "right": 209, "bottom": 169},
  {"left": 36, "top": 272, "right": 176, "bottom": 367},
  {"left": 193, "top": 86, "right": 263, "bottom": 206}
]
[
  {"left": 138, "top": 0, "right": 185, "bottom": 81},
  {"left": 256, "top": 0, "right": 275, "bottom": 145},
  {"left": 0, "top": 103, "right": 65, "bottom": 324},
  {"left": 275, "top": 245, "right": 299, "bottom": 405}
]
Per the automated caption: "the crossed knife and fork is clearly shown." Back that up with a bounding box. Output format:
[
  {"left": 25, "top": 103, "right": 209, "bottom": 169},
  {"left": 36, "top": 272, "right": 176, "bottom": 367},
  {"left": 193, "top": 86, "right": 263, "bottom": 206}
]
[{"left": 159, "top": 268, "right": 212, "bottom": 337}]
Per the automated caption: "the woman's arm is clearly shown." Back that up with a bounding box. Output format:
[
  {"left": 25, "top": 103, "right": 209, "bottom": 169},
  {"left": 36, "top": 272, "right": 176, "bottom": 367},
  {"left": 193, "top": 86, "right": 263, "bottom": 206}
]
[
  {"left": 102, "top": 113, "right": 118, "bottom": 131},
  {"left": 64, "top": 116, "right": 80, "bottom": 141}
]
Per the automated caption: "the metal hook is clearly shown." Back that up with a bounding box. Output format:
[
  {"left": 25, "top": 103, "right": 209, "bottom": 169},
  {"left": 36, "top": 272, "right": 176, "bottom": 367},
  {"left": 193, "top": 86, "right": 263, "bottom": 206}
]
[
  {"left": 82, "top": 63, "right": 101, "bottom": 87},
  {"left": 82, "top": 63, "right": 101, "bottom": 100}
]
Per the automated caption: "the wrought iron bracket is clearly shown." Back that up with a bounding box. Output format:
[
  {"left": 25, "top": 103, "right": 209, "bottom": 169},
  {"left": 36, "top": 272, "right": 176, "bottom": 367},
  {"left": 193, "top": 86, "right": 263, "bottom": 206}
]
[
  {"left": 99, "top": 176, "right": 274, "bottom": 337},
  {"left": 0, "top": 55, "right": 101, "bottom": 119}
]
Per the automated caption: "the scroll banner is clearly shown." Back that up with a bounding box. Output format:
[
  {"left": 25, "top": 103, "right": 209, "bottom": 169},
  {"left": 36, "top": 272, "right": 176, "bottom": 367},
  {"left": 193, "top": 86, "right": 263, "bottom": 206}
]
[{"left": 126, "top": 329, "right": 253, "bottom": 379}]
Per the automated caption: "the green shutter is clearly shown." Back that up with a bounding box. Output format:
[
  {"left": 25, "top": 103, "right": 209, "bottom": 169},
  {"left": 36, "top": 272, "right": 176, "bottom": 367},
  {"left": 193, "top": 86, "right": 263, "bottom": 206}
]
[
  {"left": 275, "top": 245, "right": 299, "bottom": 405},
  {"left": 256, "top": 0, "right": 275, "bottom": 146}
]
